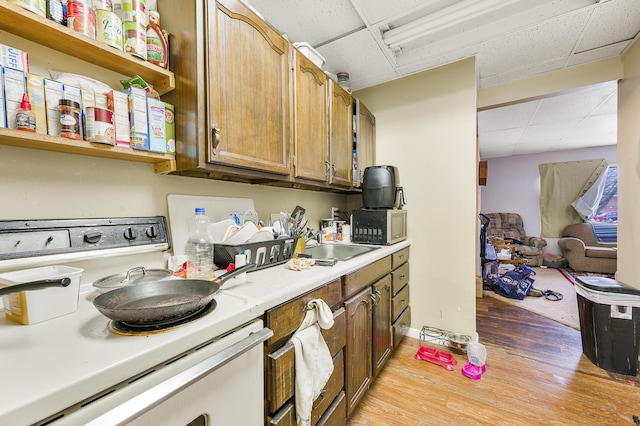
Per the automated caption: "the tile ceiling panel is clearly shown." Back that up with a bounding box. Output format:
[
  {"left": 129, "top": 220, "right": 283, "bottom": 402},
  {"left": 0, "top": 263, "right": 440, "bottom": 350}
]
[
  {"left": 478, "top": 102, "right": 538, "bottom": 132},
  {"left": 568, "top": 41, "right": 630, "bottom": 66},
  {"left": 478, "top": 11, "right": 591, "bottom": 78},
  {"left": 481, "top": 128, "right": 527, "bottom": 146},
  {"left": 566, "top": 114, "right": 617, "bottom": 139},
  {"left": 576, "top": 0, "right": 640, "bottom": 52},
  {"left": 247, "top": 0, "right": 363, "bottom": 46},
  {"left": 532, "top": 87, "right": 615, "bottom": 124},
  {"left": 520, "top": 120, "right": 584, "bottom": 142},
  {"left": 317, "top": 29, "right": 397, "bottom": 89},
  {"left": 354, "top": 0, "right": 438, "bottom": 25}
]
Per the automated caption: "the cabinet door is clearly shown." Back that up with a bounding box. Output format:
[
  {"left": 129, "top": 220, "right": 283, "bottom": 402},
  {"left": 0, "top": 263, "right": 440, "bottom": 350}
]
[
  {"left": 345, "top": 286, "right": 372, "bottom": 416},
  {"left": 355, "top": 100, "right": 376, "bottom": 187},
  {"left": 293, "top": 49, "right": 329, "bottom": 182},
  {"left": 207, "top": 0, "right": 290, "bottom": 175},
  {"left": 372, "top": 274, "right": 392, "bottom": 377},
  {"left": 329, "top": 81, "right": 353, "bottom": 187}
]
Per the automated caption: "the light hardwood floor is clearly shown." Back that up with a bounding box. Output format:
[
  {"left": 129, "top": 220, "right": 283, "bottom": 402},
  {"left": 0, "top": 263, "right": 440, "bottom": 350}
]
[{"left": 347, "top": 296, "right": 640, "bottom": 425}]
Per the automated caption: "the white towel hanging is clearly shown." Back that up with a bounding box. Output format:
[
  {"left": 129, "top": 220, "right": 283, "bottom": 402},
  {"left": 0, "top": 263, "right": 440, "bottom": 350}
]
[{"left": 289, "top": 299, "right": 335, "bottom": 426}]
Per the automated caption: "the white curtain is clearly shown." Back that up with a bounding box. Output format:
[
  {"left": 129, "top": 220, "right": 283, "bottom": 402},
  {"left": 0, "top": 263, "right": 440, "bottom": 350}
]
[
  {"left": 571, "top": 164, "right": 610, "bottom": 220},
  {"left": 539, "top": 159, "right": 608, "bottom": 237}
]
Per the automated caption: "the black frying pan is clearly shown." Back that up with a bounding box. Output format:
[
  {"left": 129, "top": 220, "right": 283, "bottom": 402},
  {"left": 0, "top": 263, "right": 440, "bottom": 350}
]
[{"left": 92, "top": 264, "right": 256, "bottom": 324}]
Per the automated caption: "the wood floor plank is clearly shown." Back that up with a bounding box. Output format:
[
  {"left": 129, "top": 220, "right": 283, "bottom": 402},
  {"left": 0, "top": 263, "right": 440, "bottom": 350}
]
[{"left": 347, "top": 295, "right": 640, "bottom": 425}]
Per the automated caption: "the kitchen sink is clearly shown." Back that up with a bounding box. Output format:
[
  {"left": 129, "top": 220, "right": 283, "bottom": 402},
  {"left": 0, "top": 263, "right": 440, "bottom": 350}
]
[{"left": 304, "top": 244, "right": 379, "bottom": 261}]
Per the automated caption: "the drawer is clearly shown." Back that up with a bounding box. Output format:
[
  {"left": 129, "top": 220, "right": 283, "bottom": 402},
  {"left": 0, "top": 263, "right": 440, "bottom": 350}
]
[
  {"left": 316, "top": 391, "right": 346, "bottom": 426},
  {"left": 391, "top": 246, "right": 410, "bottom": 269},
  {"left": 266, "top": 309, "right": 345, "bottom": 414},
  {"left": 268, "top": 401, "right": 295, "bottom": 426},
  {"left": 266, "top": 279, "right": 342, "bottom": 347},
  {"left": 392, "top": 284, "right": 410, "bottom": 322},
  {"left": 391, "top": 262, "right": 409, "bottom": 295},
  {"left": 343, "top": 256, "right": 391, "bottom": 297},
  {"left": 392, "top": 305, "right": 411, "bottom": 349},
  {"left": 311, "top": 350, "right": 345, "bottom": 425}
]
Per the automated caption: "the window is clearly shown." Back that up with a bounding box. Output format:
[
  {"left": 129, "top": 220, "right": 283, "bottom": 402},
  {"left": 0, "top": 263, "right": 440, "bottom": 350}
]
[{"left": 591, "top": 165, "right": 618, "bottom": 223}]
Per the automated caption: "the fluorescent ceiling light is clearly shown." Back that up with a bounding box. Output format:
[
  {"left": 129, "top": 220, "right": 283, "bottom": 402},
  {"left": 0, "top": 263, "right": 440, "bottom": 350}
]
[{"left": 382, "top": 0, "right": 599, "bottom": 52}]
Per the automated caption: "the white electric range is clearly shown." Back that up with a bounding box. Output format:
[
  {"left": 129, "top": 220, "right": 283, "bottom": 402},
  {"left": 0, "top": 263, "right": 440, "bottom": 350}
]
[{"left": 0, "top": 217, "right": 269, "bottom": 425}]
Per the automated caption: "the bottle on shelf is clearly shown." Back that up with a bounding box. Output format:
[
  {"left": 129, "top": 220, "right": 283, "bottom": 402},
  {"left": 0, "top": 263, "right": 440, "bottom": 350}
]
[
  {"left": 186, "top": 207, "right": 215, "bottom": 280},
  {"left": 146, "top": 10, "right": 168, "bottom": 69},
  {"left": 15, "top": 93, "right": 36, "bottom": 133}
]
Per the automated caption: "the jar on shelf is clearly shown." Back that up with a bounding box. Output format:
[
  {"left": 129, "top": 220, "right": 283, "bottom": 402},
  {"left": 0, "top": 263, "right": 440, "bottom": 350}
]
[{"left": 337, "top": 72, "right": 351, "bottom": 94}]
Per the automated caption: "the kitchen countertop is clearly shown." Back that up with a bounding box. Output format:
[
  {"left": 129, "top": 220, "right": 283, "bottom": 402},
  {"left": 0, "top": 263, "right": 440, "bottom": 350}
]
[
  {"left": 223, "top": 240, "right": 411, "bottom": 311},
  {"left": 0, "top": 240, "right": 409, "bottom": 424}
]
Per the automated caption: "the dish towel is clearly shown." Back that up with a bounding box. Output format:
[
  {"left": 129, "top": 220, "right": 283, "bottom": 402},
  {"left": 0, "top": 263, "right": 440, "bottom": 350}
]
[{"left": 289, "top": 299, "right": 335, "bottom": 426}]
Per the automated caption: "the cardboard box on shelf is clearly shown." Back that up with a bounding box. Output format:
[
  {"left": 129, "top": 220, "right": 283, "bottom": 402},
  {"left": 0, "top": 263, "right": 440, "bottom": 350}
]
[
  {"left": 107, "top": 90, "right": 131, "bottom": 147},
  {"left": 3, "top": 68, "right": 26, "bottom": 130},
  {"left": 26, "top": 73, "right": 46, "bottom": 135},
  {"left": 0, "top": 44, "right": 29, "bottom": 72},
  {"left": 44, "top": 79, "right": 63, "bottom": 136},
  {"left": 147, "top": 98, "right": 166, "bottom": 153},
  {"left": 125, "top": 86, "right": 148, "bottom": 150}
]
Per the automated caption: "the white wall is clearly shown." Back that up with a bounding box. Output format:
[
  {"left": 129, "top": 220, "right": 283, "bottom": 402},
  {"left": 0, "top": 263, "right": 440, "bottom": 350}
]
[
  {"left": 617, "top": 39, "right": 640, "bottom": 288},
  {"left": 480, "top": 145, "right": 617, "bottom": 254},
  {"left": 355, "top": 58, "right": 478, "bottom": 337}
]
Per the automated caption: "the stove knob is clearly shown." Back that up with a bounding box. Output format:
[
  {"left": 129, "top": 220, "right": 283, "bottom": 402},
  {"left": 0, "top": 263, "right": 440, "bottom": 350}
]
[
  {"left": 84, "top": 230, "right": 102, "bottom": 244},
  {"left": 146, "top": 225, "right": 158, "bottom": 239},
  {"left": 124, "top": 227, "right": 137, "bottom": 240}
]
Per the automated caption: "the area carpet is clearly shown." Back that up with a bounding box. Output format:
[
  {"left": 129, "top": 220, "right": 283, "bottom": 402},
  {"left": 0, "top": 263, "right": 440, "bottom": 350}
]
[{"left": 483, "top": 267, "right": 580, "bottom": 330}]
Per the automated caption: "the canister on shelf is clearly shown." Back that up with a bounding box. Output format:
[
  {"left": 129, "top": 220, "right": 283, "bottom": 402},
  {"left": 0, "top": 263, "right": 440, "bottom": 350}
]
[
  {"left": 86, "top": 106, "right": 115, "bottom": 145},
  {"left": 93, "top": 0, "right": 113, "bottom": 11},
  {"left": 337, "top": 72, "right": 351, "bottom": 94},
  {"left": 58, "top": 99, "right": 82, "bottom": 140},
  {"left": 123, "top": 21, "right": 147, "bottom": 60},
  {"left": 96, "top": 9, "right": 123, "bottom": 50},
  {"left": 10, "top": 0, "right": 46, "bottom": 18},
  {"left": 121, "top": 0, "right": 147, "bottom": 26},
  {"left": 67, "top": 1, "right": 96, "bottom": 39}
]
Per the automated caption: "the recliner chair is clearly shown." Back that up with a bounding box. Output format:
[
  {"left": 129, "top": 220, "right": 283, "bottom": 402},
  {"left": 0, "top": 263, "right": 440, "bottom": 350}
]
[{"left": 484, "top": 213, "right": 547, "bottom": 266}]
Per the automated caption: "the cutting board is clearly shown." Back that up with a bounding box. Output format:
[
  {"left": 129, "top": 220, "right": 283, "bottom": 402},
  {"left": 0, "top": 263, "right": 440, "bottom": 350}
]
[{"left": 167, "top": 194, "right": 255, "bottom": 256}]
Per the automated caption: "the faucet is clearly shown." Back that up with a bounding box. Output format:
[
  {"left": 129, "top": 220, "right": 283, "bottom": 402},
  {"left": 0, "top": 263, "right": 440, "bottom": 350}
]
[{"left": 304, "top": 229, "right": 322, "bottom": 245}]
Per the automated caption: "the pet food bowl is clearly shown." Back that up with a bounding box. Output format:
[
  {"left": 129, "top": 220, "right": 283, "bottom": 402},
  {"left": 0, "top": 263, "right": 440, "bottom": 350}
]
[{"left": 446, "top": 332, "right": 471, "bottom": 351}]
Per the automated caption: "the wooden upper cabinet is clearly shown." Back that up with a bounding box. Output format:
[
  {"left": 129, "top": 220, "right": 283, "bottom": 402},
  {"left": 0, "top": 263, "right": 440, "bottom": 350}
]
[
  {"left": 206, "top": 0, "right": 290, "bottom": 175},
  {"left": 354, "top": 100, "right": 376, "bottom": 187},
  {"left": 292, "top": 49, "right": 329, "bottom": 182},
  {"left": 329, "top": 82, "right": 354, "bottom": 187}
]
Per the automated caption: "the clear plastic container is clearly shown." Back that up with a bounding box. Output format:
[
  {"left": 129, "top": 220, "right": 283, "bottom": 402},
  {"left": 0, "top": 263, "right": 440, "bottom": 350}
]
[
  {"left": 337, "top": 72, "right": 351, "bottom": 93},
  {"left": 186, "top": 207, "right": 215, "bottom": 280}
]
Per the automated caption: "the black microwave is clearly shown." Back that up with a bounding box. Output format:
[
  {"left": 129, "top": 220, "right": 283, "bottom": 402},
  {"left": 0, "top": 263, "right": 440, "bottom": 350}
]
[{"left": 351, "top": 209, "right": 407, "bottom": 245}]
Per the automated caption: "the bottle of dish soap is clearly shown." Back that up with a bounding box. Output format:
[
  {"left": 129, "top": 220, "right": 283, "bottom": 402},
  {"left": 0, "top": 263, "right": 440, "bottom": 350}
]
[
  {"left": 15, "top": 93, "right": 36, "bottom": 132},
  {"left": 186, "top": 207, "right": 215, "bottom": 280}
]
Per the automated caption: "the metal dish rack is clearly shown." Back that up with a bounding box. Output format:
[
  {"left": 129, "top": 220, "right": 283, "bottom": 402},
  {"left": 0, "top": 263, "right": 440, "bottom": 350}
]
[{"left": 214, "top": 237, "right": 298, "bottom": 270}]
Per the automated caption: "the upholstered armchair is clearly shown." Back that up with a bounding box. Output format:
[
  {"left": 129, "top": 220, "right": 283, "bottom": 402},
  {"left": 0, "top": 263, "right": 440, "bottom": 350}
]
[{"left": 484, "top": 213, "right": 547, "bottom": 266}]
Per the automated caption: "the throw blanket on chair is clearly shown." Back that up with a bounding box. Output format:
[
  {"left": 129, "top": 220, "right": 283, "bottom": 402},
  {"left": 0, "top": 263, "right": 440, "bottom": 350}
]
[
  {"left": 591, "top": 222, "right": 617, "bottom": 244},
  {"left": 289, "top": 299, "right": 335, "bottom": 426}
]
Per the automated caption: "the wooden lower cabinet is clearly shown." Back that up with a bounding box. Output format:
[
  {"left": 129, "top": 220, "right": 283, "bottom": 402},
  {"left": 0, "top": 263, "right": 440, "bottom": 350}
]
[
  {"left": 344, "top": 286, "right": 372, "bottom": 416},
  {"left": 372, "top": 274, "right": 392, "bottom": 377},
  {"left": 265, "top": 245, "right": 411, "bottom": 424}
]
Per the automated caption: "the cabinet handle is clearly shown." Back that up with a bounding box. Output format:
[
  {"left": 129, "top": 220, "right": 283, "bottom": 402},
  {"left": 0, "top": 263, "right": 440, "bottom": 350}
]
[
  {"left": 312, "top": 389, "right": 326, "bottom": 409},
  {"left": 370, "top": 293, "right": 377, "bottom": 307},
  {"left": 399, "top": 298, "right": 406, "bottom": 305},
  {"left": 330, "top": 163, "right": 337, "bottom": 178},
  {"left": 211, "top": 125, "right": 221, "bottom": 155},
  {"left": 399, "top": 275, "right": 406, "bottom": 280}
]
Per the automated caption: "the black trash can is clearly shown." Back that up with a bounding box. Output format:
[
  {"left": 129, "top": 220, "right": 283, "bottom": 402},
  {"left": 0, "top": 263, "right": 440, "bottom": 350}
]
[{"left": 575, "top": 276, "right": 640, "bottom": 375}]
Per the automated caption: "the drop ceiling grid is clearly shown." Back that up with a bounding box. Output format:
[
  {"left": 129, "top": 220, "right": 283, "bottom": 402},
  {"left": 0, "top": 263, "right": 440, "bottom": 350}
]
[
  {"left": 317, "top": 29, "right": 398, "bottom": 88},
  {"left": 575, "top": 0, "right": 640, "bottom": 52},
  {"left": 477, "top": 11, "right": 592, "bottom": 79},
  {"left": 247, "top": 0, "right": 363, "bottom": 46}
]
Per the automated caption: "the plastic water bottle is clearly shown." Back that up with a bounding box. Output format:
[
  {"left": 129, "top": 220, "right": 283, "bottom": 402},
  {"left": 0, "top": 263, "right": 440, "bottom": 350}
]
[{"left": 186, "top": 207, "right": 214, "bottom": 280}]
